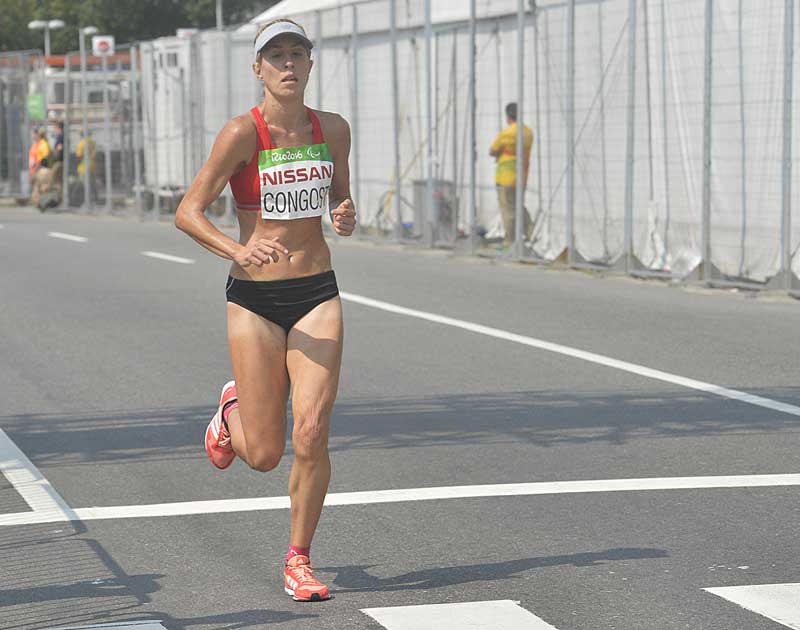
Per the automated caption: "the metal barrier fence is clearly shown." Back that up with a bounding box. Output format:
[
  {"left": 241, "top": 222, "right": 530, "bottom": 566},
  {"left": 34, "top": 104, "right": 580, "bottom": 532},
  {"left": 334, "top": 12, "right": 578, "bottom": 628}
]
[
  {"left": 2, "top": 0, "right": 798, "bottom": 295},
  {"left": 0, "top": 51, "right": 42, "bottom": 197}
]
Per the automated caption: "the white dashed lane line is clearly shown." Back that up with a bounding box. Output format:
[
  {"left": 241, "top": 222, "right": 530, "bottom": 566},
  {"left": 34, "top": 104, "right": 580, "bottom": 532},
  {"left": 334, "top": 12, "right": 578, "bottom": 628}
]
[
  {"left": 141, "top": 251, "right": 195, "bottom": 264},
  {"left": 48, "top": 231, "right": 88, "bottom": 242}
]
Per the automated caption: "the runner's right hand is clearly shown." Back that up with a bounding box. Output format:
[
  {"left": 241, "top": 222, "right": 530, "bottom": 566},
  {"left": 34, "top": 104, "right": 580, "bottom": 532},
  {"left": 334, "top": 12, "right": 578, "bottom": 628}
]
[{"left": 234, "top": 238, "right": 290, "bottom": 267}]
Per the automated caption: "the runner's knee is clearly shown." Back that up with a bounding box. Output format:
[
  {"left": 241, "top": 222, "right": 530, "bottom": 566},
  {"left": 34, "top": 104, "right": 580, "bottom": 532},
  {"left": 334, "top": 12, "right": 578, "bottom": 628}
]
[
  {"left": 246, "top": 445, "right": 284, "bottom": 472},
  {"left": 291, "top": 406, "right": 330, "bottom": 461}
]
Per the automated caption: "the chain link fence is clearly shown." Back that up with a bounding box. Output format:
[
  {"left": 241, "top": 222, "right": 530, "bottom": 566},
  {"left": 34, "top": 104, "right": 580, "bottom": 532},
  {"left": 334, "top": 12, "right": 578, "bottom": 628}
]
[{"left": 2, "top": 0, "right": 798, "bottom": 295}]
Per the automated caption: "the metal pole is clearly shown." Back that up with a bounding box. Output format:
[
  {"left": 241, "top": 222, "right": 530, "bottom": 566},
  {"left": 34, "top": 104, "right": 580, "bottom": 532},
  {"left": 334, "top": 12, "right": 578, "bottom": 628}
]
[
  {"left": 315, "top": 10, "right": 323, "bottom": 109},
  {"left": 701, "top": 0, "right": 713, "bottom": 279},
  {"left": 532, "top": 1, "right": 543, "bottom": 246},
  {"left": 216, "top": 0, "right": 223, "bottom": 29},
  {"left": 660, "top": 0, "right": 671, "bottom": 269},
  {"left": 598, "top": 0, "right": 609, "bottom": 259},
  {"left": 624, "top": 0, "right": 637, "bottom": 271},
  {"left": 737, "top": 0, "right": 748, "bottom": 277},
  {"left": 63, "top": 54, "right": 71, "bottom": 207},
  {"left": 350, "top": 5, "right": 361, "bottom": 230},
  {"left": 116, "top": 56, "right": 128, "bottom": 194},
  {"left": 514, "top": 0, "right": 525, "bottom": 259},
  {"left": 566, "top": 0, "right": 575, "bottom": 264},
  {"left": 781, "top": 0, "right": 794, "bottom": 289},
  {"left": 102, "top": 54, "right": 112, "bottom": 213},
  {"left": 468, "top": 0, "right": 477, "bottom": 253},
  {"left": 425, "top": 0, "right": 435, "bottom": 247},
  {"left": 451, "top": 29, "right": 458, "bottom": 245},
  {"left": 643, "top": 0, "right": 654, "bottom": 200},
  {"left": 79, "top": 31, "right": 91, "bottom": 211},
  {"left": 44, "top": 26, "right": 51, "bottom": 58},
  {"left": 131, "top": 44, "right": 143, "bottom": 216},
  {"left": 390, "top": 0, "right": 403, "bottom": 240}
]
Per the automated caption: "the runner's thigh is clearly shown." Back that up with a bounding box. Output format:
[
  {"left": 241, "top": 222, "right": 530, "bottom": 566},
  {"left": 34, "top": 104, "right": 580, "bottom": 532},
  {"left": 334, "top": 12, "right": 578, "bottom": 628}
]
[
  {"left": 227, "top": 302, "right": 290, "bottom": 450},
  {"left": 286, "top": 297, "right": 344, "bottom": 439}
]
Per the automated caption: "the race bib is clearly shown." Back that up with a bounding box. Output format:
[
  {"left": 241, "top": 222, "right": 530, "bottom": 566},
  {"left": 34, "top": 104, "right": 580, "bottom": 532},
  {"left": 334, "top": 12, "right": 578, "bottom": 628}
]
[{"left": 258, "top": 143, "right": 334, "bottom": 220}]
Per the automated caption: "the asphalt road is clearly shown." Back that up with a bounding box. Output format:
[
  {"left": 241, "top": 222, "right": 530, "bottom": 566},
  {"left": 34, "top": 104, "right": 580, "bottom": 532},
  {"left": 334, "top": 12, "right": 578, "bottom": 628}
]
[{"left": 1, "top": 206, "right": 799, "bottom": 630}]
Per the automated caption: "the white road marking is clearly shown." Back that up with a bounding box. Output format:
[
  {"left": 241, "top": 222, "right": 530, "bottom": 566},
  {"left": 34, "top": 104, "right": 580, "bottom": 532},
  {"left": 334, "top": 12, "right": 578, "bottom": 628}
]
[
  {"left": 340, "top": 292, "right": 800, "bottom": 418},
  {"left": 48, "top": 231, "right": 88, "bottom": 242},
  {"left": 1, "top": 473, "right": 799, "bottom": 527},
  {"left": 362, "top": 600, "right": 559, "bottom": 630},
  {"left": 705, "top": 583, "right": 800, "bottom": 629},
  {"left": 45, "top": 623, "right": 167, "bottom": 630},
  {"left": 141, "top": 251, "right": 194, "bottom": 264},
  {"left": 0, "top": 427, "right": 76, "bottom": 523}
]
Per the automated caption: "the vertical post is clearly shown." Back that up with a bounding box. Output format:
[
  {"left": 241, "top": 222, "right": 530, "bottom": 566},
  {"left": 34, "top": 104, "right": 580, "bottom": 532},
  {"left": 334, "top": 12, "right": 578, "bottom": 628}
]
[
  {"left": 102, "top": 54, "right": 112, "bottom": 213},
  {"left": 451, "top": 29, "right": 458, "bottom": 244},
  {"left": 514, "top": 0, "right": 525, "bottom": 259},
  {"left": 63, "top": 54, "right": 71, "bottom": 207},
  {"left": 701, "top": 0, "right": 713, "bottom": 279},
  {"left": 781, "top": 0, "right": 794, "bottom": 289},
  {"left": 116, "top": 56, "right": 128, "bottom": 194},
  {"left": 566, "top": 0, "right": 576, "bottom": 264},
  {"left": 131, "top": 44, "right": 143, "bottom": 216},
  {"left": 468, "top": 0, "right": 477, "bottom": 253},
  {"left": 660, "top": 0, "right": 671, "bottom": 269},
  {"left": 624, "top": 0, "right": 637, "bottom": 271},
  {"left": 737, "top": 0, "right": 748, "bottom": 277},
  {"left": 598, "top": 0, "right": 610, "bottom": 259},
  {"left": 532, "top": 1, "right": 543, "bottom": 245},
  {"left": 643, "top": 0, "right": 654, "bottom": 200},
  {"left": 224, "top": 30, "right": 233, "bottom": 224},
  {"left": 79, "top": 31, "right": 91, "bottom": 211},
  {"left": 390, "top": 0, "right": 403, "bottom": 240},
  {"left": 350, "top": 5, "right": 361, "bottom": 232},
  {"left": 216, "top": 0, "right": 223, "bottom": 29},
  {"left": 315, "top": 10, "right": 323, "bottom": 109},
  {"left": 425, "top": 0, "right": 435, "bottom": 247}
]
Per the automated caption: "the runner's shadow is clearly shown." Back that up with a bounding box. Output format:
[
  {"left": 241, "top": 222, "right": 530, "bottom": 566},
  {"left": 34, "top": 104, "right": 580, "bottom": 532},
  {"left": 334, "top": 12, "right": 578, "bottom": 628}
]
[
  {"left": 321, "top": 547, "right": 668, "bottom": 593},
  {"left": 159, "top": 609, "right": 318, "bottom": 629}
]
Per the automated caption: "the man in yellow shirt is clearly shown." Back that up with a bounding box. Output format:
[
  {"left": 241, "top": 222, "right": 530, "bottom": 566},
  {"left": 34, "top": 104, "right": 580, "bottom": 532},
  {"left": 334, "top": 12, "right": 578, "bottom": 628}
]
[
  {"left": 490, "top": 103, "right": 534, "bottom": 248},
  {"left": 76, "top": 132, "right": 97, "bottom": 202}
]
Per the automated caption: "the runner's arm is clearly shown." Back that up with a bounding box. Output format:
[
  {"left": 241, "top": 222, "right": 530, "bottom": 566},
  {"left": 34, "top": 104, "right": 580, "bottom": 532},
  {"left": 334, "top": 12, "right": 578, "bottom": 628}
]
[
  {"left": 323, "top": 114, "right": 356, "bottom": 236},
  {"left": 175, "top": 118, "right": 254, "bottom": 259}
]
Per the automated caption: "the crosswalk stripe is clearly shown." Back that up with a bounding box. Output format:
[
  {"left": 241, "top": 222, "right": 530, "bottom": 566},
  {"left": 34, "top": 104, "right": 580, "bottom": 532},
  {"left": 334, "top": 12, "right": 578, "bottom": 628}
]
[
  {"left": 362, "top": 600, "right": 559, "bottom": 629},
  {"left": 705, "top": 583, "right": 800, "bottom": 629}
]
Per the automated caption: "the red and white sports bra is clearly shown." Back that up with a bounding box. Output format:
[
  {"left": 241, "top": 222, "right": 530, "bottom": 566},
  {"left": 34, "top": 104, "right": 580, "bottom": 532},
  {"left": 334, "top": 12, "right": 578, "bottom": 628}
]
[{"left": 229, "top": 106, "right": 333, "bottom": 220}]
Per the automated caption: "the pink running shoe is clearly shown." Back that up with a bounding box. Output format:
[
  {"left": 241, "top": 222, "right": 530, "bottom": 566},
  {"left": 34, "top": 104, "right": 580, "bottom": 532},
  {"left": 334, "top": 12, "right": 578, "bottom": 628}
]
[
  {"left": 204, "top": 380, "right": 237, "bottom": 469},
  {"left": 284, "top": 555, "right": 331, "bottom": 602}
]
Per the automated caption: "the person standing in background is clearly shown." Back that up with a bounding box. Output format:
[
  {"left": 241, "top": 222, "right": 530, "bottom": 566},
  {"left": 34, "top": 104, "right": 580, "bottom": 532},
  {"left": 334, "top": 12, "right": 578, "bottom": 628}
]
[
  {"left": 76, "top": 131, "right": 97, "bottom": 202},
  {"left": 489, "top": 102, "right": 534, "bottom": 249}
]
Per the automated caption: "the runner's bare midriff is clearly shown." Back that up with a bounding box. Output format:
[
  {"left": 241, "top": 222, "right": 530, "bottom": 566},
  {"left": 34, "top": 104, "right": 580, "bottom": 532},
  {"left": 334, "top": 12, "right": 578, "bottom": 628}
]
[{"left": 228, "top": 211, "right": 332, "bottom": 280}]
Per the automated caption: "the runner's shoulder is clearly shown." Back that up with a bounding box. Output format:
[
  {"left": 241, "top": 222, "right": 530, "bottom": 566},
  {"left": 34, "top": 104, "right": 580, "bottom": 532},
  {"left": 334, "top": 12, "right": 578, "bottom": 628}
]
[
  {"left": 215, "top": 113, "right": 258, "bottom": 161},
  {"left": 311, "top": 110, "right": 350, "bottom": 143}
]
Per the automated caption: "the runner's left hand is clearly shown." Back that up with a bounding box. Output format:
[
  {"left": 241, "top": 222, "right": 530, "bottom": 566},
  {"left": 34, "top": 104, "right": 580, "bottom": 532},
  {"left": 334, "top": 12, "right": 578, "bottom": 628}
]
[{"left": 331, "top": 199, "right": 356, "bottom": 236}]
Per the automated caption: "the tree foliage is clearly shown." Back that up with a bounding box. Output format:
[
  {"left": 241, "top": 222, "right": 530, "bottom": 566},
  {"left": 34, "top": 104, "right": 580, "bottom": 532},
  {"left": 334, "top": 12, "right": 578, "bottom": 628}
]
[{"left": 0, "top": 0, "right": 279, "bottom": 54}]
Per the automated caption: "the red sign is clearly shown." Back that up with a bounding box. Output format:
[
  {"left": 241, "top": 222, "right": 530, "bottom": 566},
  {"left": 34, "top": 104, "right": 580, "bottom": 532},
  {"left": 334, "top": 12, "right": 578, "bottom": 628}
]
[{"left": 92, "top": 36, "right": 115, "bottom": 57}]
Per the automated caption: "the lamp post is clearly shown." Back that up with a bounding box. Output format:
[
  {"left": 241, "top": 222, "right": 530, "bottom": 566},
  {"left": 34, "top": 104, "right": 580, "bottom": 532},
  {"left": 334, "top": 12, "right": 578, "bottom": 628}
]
[
  {"left": 28, "top": 19, "right": 65, "bottom": 57},
  {"left": 79, "top": 25, "right": 98, "bottom": 210}
]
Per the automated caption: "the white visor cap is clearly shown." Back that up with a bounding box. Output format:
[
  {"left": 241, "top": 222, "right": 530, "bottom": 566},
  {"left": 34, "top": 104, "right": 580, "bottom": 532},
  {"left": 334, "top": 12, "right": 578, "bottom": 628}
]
[{"left": 254, "top": 22, "right": 314, "bottom": 60}]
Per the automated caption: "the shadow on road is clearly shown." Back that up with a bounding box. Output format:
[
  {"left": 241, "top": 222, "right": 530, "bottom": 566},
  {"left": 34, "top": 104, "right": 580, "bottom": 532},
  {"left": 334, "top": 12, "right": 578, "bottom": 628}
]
[
  {"left": 321, "top": 547, "right": 669, "bottom": 593},
  {"left": 1, "top": 387, "right": 799, "bottom": 467}
]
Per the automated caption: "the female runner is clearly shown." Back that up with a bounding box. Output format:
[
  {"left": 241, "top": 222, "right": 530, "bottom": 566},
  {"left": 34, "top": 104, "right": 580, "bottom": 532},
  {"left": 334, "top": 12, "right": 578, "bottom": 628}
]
[{"left": 175, "top": 18, "right": 356, "bottom": 602}]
